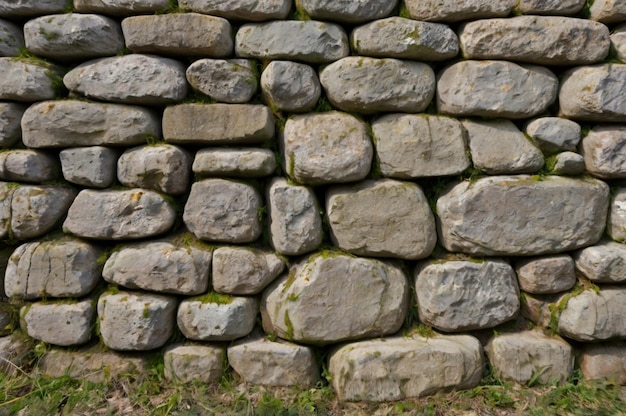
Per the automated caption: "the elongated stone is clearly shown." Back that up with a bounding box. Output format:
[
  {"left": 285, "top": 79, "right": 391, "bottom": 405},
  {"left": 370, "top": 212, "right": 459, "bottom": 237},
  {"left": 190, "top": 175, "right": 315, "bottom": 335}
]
[
  {"left": 582, "top": 126, "right": 626, "bottom": 178},
  {"left": 515, "top": 0, "right": 585, "bottom": 15},
  {"left": 0, "top": 0, "right": 67, "bottom": 17},
  {"left": 21, "top": 300, "right": 94, "bottom": 346},
  {"left": 193, "top": 148, "right": 276, "bottom": 177},
  {"left": 574, "top": 240, "right": 626, "bottom": 283},
  {"left": 404, "top": 0, "right": 515, "bottom": 22},
  {"left": 0, "top": 150, "right": 58, "bottom": 183},
  {"left": 187, "top": 59, "right": 257, "bottom": 104},
  {"left": 179, "top": 0, "right": 291, "bottom": 21},
  {"left": 0, "top": 19, "right": 25, "bottom": 56},
  {"left": 74, "top": 0, "right": 170, "bottom": 15},
  {"left": 297, "top": 0, "right": 397, "bottom": 24},
  {"left": 0, "top": 57, "right": 63, "bottom": 102}
]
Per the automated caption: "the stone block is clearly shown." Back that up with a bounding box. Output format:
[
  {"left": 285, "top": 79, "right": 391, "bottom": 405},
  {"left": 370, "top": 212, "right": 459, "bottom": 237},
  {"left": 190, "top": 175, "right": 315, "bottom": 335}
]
[
  {"left": 260, "top": 60, "right": 320, "bottom": 113},
  {"left": 212, "top": 246, "right": 284, "bottom": 295},
  {"left": 404, "top": 0, "right": 515, "bottom": 22},
  {"left": 590, "top": 0, "right": 626, "bottom": 23},
  {"left": 525, "top": 117, "right": 581, "bottom": 155},
  {"left": 514, "top": 255, "right": 576, "bottom": 295},
  {"left": 74, "top": 0, "right": 170, "bottom": 15},
  {"left": 0, "top": 19, "right": 25, "bottom": 56},
  {"left": 60, "top": 147, "right": 119, "bottom": 188},
  {"left": 0, "top": 103, "right": 26, "bottom": 148},
  {"left": 515, "top": 0, "right": 585, "bottom": 15},
  {"left": 21, "top": 300, "right": 95, "bottom": 346},
  {"left": 179, "top": 0, "right": 291, "bottom": 21},
  {"left": 193, "top": 148, "right": 276, "bottom": 178},
  {"left": 608, "top": 188, "right": 626, "bottom": 242},
  {"left": 574, "top": 240, "right": 626, "bottom": 283},
  {"left": 579, "top": 343, "right": 626, "bottom": 385},
  {"left": 187, "top": 59, "right": 257, "bottom": 104},
  {"left": 164, "top": 344, "right": 224, "bottom": 383},
  {"left": 611, "top": 24, "right": 626, "bottom": 63},
  {"left": 551, "top": 152, "right": 585, "bottom": 176},
  {"left": 0, "top": 57, "right": 63, "bottom": 102},
  {"left": 297, "top": 0, "right": 397, "bottom": 24},
  {"left": 0, "top": 150, "right": 58, "bottom": 183},
  {"left": 581, "top": 126, "right": 626, "bottom": 178},
  {"left": 11, "top": 185, "right": 76, "bottom": 240},
  {"left": 0, "top": 0, "right": 67, "bottom": 17},
  {"left": 0, "top": 333, "right": 33, "bottom": 375}
]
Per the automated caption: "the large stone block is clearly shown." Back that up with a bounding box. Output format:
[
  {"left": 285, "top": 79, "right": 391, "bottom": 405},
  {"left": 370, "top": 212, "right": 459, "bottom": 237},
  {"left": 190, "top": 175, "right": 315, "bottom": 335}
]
[
  {"left": 60, "top": 147, "right": 119, "bottom": 188},
  {"left": 11, "top": 185, "right": 76, "bottom": 240},
  {"left": 179, "top": 0, "right": 291, "bottom": 21},
  {"left": 581, "top": 126, "right": 626, "bottom": 178},
  {"left": 21, "top": 300, "right": 95, "bottom": 346},
  {"left": 193, "top": 148, "right": 276, "bottom": 178},
  {"left": 164, "top": 344, "right": 224, "bottom": 383},
  {"left": 514, "top": 255, "right": 576, "bottom": 295},
  {"left": 0, "top": 57, "right": 63, "bottom": 102},
  {"left": 574, "top": 240, "right": 626, "bottom": 283},
  {"left": 297, "top": 0, "right": 397, "bottom": 24},
  {"left": 404, "top": 0, "right": 515, "bottom": 22},
  {"left": 0, "top": 19, "right": 25, "bottom": 57},
  {"left": 260, "top": 60, "right": 320, "bottom": 113},
  {"left": 0, "top": 0, "right": 67, "bottom": 17},
  {"left": 0, "top": 103, "right": 26, "bottom": 148},
  {"left": 579, "top": 343, "right": 626, "bottom": 384},
  {"left": 187, "top": 59, "right": 257, "bottom": 104},
  {"left": 74, "top": 0, "right": 170, "bottom": 15},
  {"left": 590, "top": 0, "right": 626, "bottom": 23},
  {"left": 0, "top": 150, "right": 58, "bottom": 183},
  {"left": 515, "top": 0, "right": 585, "bottom": 15},
  {"left": 212, "top": 246, "right": 284, "bottom": 295}
]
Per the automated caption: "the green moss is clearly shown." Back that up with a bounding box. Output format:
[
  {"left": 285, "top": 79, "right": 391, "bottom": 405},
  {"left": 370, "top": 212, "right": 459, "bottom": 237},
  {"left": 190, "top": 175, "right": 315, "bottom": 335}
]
[
  {"left": 190, "top": 292, "right": 233, "bottom": 305},
  {"left": 287, "top": 293, "right": 299, "bottom": 302},
  {"left": 142, "top": 303, "right": 150, "bottom": 319},
  {"left": 39, "top": 29, "right": 60, "bottom": 41},
  {"left": 399, "top": 2, "right": 411, "bottom": 18},
  {"left": 548, "top": 285, "right": 585, "bottom": 335},
  {"left": 283, "top": 310, "right": 294, "bottom": 340}
]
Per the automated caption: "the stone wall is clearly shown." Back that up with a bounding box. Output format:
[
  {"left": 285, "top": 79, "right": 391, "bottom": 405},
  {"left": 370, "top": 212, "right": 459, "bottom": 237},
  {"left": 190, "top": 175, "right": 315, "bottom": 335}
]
[{"left": 1, "top": 0, "right": 626, "bottom": 401}]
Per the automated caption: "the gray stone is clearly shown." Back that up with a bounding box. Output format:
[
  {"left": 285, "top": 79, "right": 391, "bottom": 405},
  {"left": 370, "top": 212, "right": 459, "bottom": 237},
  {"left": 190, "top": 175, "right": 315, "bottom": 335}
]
[
  {"left": 372, "top": 114, "right": 469, "bottom": 179},
  {"left": 462, "top": 119, "right": 544, "bottom": 174},
  {"left": 515, "top": 0, "right": 585, "bottom": 15},
  {"left": 281, "top": 112, "right": 372, "bottom": 185},
  {"left": 21, "top": 100, "right": 161, "bottom": 149},
  {"left": 183, "top": 179, "right": 262, "bottom": 243},
  {"left": 260, "top": 60, "right": 321, "bottom": 113},
  {"left": 0, "top": 333, "right": 33, "bottom": 375},
  {"left": 590, "top": 0, "right": 626, "bottom": 23},
  {"left": 437, "top": 60, "right": 558, "bottom": 119},
  {"left": 0, "top": 19, "right": 25, "bottom": 56},
  {"left": 74, "top": 0, "right": 170, "bottom": 15},
  {"left": 329, "top": 334, "right": 483, "bottom": 401},
  {"left": 267, "top": 178, "right": 323, "bottom": 256},
  {"left": 514, "top": 255, "right": 576, "bottom": 295},
  {"left": 63, "top": 189, "right": 176, "bottom": 240},
  {"left": 262, "top": 252, "right": 409, "bottom": 345},
  {"left": 163, "top": 104, "right": 274, "bottom": 145},
  {"left": 5, "top": 239, "right": 102, "bottom": 300},
  {"left": 98, "top": 290, "right": 177, "bottom": 351},
  {"left": 560, "top": 65, "right": 626, "bottom": 122},
  {"left": 459, "top": 17, "right": 609, "bottom": 66},
  {"left": 0, "top": 0, "right": 67, "bottom": 17},
  {"left": 187, "top": 59, "right": 257, "bottom": 104},
  {"left": 24, "top": 14, "right": 124, "bottom": 61},
  {"left": 525, "top": 117, "right": 581, "bottom": 155},
  {"left": 60, "top": 147, "right": 119, "bottom": 188},
  {"left": 103, "top": 241, "right": 211, "bottom": 295},
  {"left": 0, "top": 150, "right": 58, "bottom": 183},
  {"left": 228, "top": 335, "right": 319, "bottom": 387},
  {"left": 582, "top": 126, "right": 626, "bottom": 178},
  {"left": 164, "top": 344, "right": 224, "bottom": 383},
  {"left": 179, "top": 0, "right": 291, "bottom": 21},
  {"left": 415, "top": 259, "right": 520, "bottom": 332},
  {"left": 486, "top": 331, "right": 573, "bottom": 385},
  {"left": 235, "top": 21, "right": 349, "bottom": 64},
  {"left": 579, "top": 343, "right": 626, "bottom": 384},
  {"left": 117, "top": 144, "right": 192, "bottom": 195},
  {"left": 11, "top": 185, "right": 76, "bottom": 240},
  {"left": 521, "top": 293, "right": 564, "bottom": 330},
  {"left": 0, "top": 103, "right": 26, "bottom": 147},
  {"left": 551, "top": 152, "right": 586, "bottom": 176},
  {"left": 21, "top": 300, "right": 94, "bottom": 346},
  {"left": 64, "top": 55, "right": 188, "bottom": 105},
  {"left": 320, "top": 57, "right": 435, "bottom": 114},
  {"left": 212, "top": 246, "right": 284, "bottom": 295},
  {"left": 177, "top": 295, "right": 258, "bottom": 341},
  {"left": 0, "top": 57, "right": 63, "bottom": 102},
  {"left": 0, "top": 182, "right": 15, "bottom": 240},
  {"left": 611, "top": 24, "right": 626, "bottom": 63},
  {"left": 122, "top": 13, "right": 232, "bottom": 57},
  {"left": 574, "top": 240, "right": 626, "bottom": 283},
  {"left": 609, "top": 188, "right": 626, "bottom": 242},
  {"left": 436, "top": 176, "right": 609, "bottom": 256},
  {"left": 327, "top": 179, "right": 436, "bottom": 260},
  {"left": 193, "top": 148, "right": 276, "bottom": 178},
  {"left": 351, "top": 17, "right": 458, "bottom": 61},
  {"left": 404, "top": 0, "right": 516, "bottom": 22},
  {"left": 297, "top": 0, "right": 397, "bottom": 23}
]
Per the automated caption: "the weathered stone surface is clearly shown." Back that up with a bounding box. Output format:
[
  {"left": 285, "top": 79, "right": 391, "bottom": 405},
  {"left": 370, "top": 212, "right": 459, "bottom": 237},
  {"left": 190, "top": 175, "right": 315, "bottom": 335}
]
[
  {"left": 462, "top": 119, "right": 544, "bottom": 174},
  {"left": 437, "top": 60, "right": 558, "bottom": 119},
  {"left": 0, "top": 19, "right": 25, "bottom": 56},
  {"left": 122, "top": 14, "right": 232, "bottom": 57},
  {"left": 235, "top": 21, "right": 349, "bottom": 64},
  {"left": 183, "top": 179, "right": 262, "bottom": 243},
  {"left": 74, "top": 0, "right": 170, "bottom": 15},
  {"left": 103, "top": 241, "right": 211, "bottom": 295},
  {"left": 193, "top": 148, "right": 276, "bottom": 178},
  {"left": 262, "top": 252, "right": 409, "bottom": 345},
  {"left": 187, "top": 59, "right": 257, "bottom": 104},
  {"left": 525, "top": 117, "right": 581, "bottom": 155},
  {"left": 436, "top": 176, "right": 609, "bottom": 256},
  {"left": 590, "top": 0, "right": 626, "bottom": 23},
  {"left": 212, "top": 246, "right": 284, "bottom": 295},
  {"left": 415, "top": 259, "right": 520, "bottom": 332},
  {"left": 180, "top": 0, "right": 291, "bottom": 21},
  {"left": 22, "top": 100, "right": 160, "bottom": 149},
  {"left": 0, "top": 57, "right": 63, "bottom": 102},
  {"left": 98, "top": 291, "right": 177, "bottom": 351},
  {"left": 515, "top": 0, "right": 585, "bottom": 15},
  {"left": 177, "top": 295, "right": 258, "bottom": 341},
  {"left": 228, "top": 335, "right": 320, "bottom": 387},
  {"left": 21, "top": 300, "right": 94, "bottom": 346},
  {"left": 117, "top": 144, "right": 192, "bottom": 195},
  {"left": 327, "top": 179, "right": 436, "bottom": 260},
  {"left": 163, "top": 104, "right": 274, "bottom": 145},
  {"left": 579, "top": 343, "right": 626, "bottom": 384},
  {"left": 560, "top": 65, "right": 626, "bottom": 122},
  {"left": 64, "top": 55, "right": 188, "bottom": 105},
  {"left": 11, "top": 185, "right": 76, "bottom": 240},
  {"left": 611, "top": 24, "right": 626, "bottom": 63},
  {"left": 320, "top": 57, "right": 435, "bottom": 114},
  {"left": 581, "top": 126, "right": 626, "bottom": 177},
  {"left": 164, "top": 344, "right": 224, "bottom": 383},
  {"left": 0, "top": 0, "right": 67, "bottom": 17},
  {"left": 459, "top": 17, "right": 609, "bottom": 65},
  {"left": 514, "top": 255, "right": 576, "bottom": 295},
  {"left": 0, "top": 183, "right": 16, "bottom": 240},
  {"left": 60, "top": 147, "right": 119, "bottom": 188},
  {"left": 298, "top": 0, "right": 396, "bottom": 23},
  {"left": 0, "top": 150, "right": 58, "bottom": 183},
  {"left": 551, "top": 152, "right": 585, "bottom": 176},
  {"left": 267, "top": 178, "right": 322, "bottom": 256},
  {"left": 405, "top": 0, "right": 516, "bottom": 22},
  {"left": 63, "top": 189, "right": 176, "bottom": 240},
  {"left": 0, "top": 103, "right": 26, "bottom": 147},
  {"left": 609, "top": 188, "right": 626, "bottom": 241},
  {"left": 0, "top": 333, "right": 33, "bottom": 375},
  {"left": 521, "top": 293, "right": 564, "bottom": 330},
  {"left": 6, "top": 239, "right": 102, "bottom": 300},
  {"left": 486, "top": 331, "right": 573, "bottom": 385},
  {"left": 351, "top": 17, "right": 458, "bottom": 61},
  {"left": 260, "top": 60, "right": 321, "bottom": 113},
  {"left": 329, "top": 334, "right": 483, "bottom": 401},
  {"left": 281, "top": 112, "right": 372, "bottom": 185},
  {"left": 574, "top": 240, "right": 626, "bottom": 283},
  {"left": 24, "top": 14, "right": 124, "bottom": 61}
]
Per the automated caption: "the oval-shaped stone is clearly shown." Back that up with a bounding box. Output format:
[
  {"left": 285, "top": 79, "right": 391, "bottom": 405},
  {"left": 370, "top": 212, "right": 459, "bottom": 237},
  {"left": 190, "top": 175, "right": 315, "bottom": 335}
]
[
  {"left": 180, "top": 0, "right": 291, "bottom": 21},
  {"left": 0, "top": 57, "right": 63, "bottom": 102},
  {"left": 590, "top": 0, "right": 626, "bottom": 23},
  {"left": 187, "top": 59, "right": 257, "bottom": 104},
  {"left": 581, "top": 126, "right": 626, "bottom": 178},
  {"left": 405, "top": 0, "right": 516, "bottom": 22},
  {"left": 574, "top": 240, "right": 626, "bottom": 284},
  {"left": 74, "top": 0, "right": 170, "bottom": 15},
  {"left": 298, "top": 0, "right": 397, "bottom": 23},
  {"left": 11, "top": 185, "right": 76, "bottom": 240},
  {"left": 516, "top": 0, "right": 585, "bottom": 15},
  {"left": 0, "top": 0, "right": 67, "bottom": 17},
  {"left": 0, "top": 150, "right": 58, "bottom": 183},
  {"left": 260, "top": 60, "right": 321, "bottom": 113}
]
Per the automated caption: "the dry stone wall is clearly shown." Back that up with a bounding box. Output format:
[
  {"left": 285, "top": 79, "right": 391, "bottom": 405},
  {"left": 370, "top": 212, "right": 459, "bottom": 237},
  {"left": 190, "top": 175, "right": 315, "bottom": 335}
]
[{"left": 1, "top": 0, "right": 626, "bottom": 402}]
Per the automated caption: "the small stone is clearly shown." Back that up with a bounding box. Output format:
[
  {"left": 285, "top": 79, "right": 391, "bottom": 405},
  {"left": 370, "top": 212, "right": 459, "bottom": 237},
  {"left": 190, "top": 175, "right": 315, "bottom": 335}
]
[
  {"left": 608, "top": 188, "right": 626, "bottom": 242},
  {"left": 0, "top": 0, "right": 67, "bottom": 17},
  {"left": 514, "top": 255, "right": 576, "bottom": 295},
  {"left": 11, "top": 185, "right": 76, "bottom": 240},
  {"left": 521, "top": 293, "right": 564, "bottom": 330},
  {"left": 164, "top": 344, "right": 224, "bottom": 383},
  {"left": 611, "top": 24, "right": 626, "bottom": 63},
  {"left": 0, "top": 150, "right": 58, "bottom": 183},
  {"left": 0, "top": 182, "right": 15, "bottom": 240},
  {"left": 21, "top": 300, "right": 94, "bottom": 346},
  {"left": 0, "top": 333, "right": 33, "bottom": 375},
  {"left": 0, "top": 19, "right": 25, "bottom": 56},
  {"left": 525, "top": 117, "right": 581, "bottom": 155},
  {"left": 581, "top": 126, "right": 626, "bottom": 178},
  {"left": 260, "top": 60, "right": 321, "bottom": 113},
  {"left": 60, "top": 147, "right": 119, "bottom": 188},
  {"left": 179, "top": 0, "right": 291, "bottom": 21},
  {"left": 212, "top": 246, "right": 284, "bottom": 295},
  {"left": 515, "top": 0, "right": 585, "bottom": 15},
  {"left": 187, "top": 59, "right": 257, "bottom": 104},
  {"left": 0, "top": 103, "right": 26, "bottom": 147},
  {"left": 404, "top": 0, "right": 516, "bottom": 22},
  {"left": 590, "top": 0, "right": 626, "bottom": 23},
  {"left": 0, "top": 57, "right": 63, "bottom": 102},
  {"left": 74, "top": 0, "right": 170, "bottom": 15},
  {"left": 574, "top": 240, "right": 626, "bottom": 283},
  {"left": 579, "top": 343, "right": 626, "bottom": 384},
  {"left": 551, "top": 152, "right": 585, "bottom": 176},
  {"left": 193, "top": 148, "right": 276, "bottom": 178},
  {"left": 297, "top": 0, "right": 397, "bottom": 24}
]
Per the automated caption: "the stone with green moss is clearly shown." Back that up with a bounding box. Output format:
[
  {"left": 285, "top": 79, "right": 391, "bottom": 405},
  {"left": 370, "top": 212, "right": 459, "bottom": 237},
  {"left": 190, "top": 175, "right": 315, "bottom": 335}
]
[{"left": 0, "top": 57, "right": 63, "bottom": 102}]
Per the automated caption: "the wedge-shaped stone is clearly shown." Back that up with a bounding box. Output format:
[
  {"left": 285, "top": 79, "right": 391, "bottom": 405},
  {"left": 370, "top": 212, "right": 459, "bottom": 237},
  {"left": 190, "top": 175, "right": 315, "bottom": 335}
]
[
  {"left": 164, "top": 344, "right": 224, "bottom": 383},
  {"left": 0, "top": 19, "right": 25, "bottom": 56},
  {"left": 516, "top": 0, "right": 585, "bottom": 15},
  {"left": 437, "top": 60, "right": 557, "bottom": 119},
  {"left": 180, "top": 0, "right": 291, "bottom": 21},
  {"left": 574, "top": 240, "right": 626, "bottom": 283},
  {"left": 64, "top": 55, "right": 187, "bottom": 105},
  {"left": 163, "top": 104, "right": 274, "bottom": 145},
  {"left": 236, "top": 21, "right": 349, "bottom": 63},
  {"left": 580, "top": 343, "right": 626, "bottom": 384},
  {"left": 351, "top": 17, "right": 458, "bottom": 61},
  {"left": 0, "top": 150, "right": 58, "bottom": 183},
  {"left": 22, "top": 100, "right": 160, "bottom": 149},
  {"left": 187, "top": 59, "right": 257, "bottom": 104},
  {"left": 11, "top": 185, "right": 76, "bottom": 240},
  {"left": 437, "top": 176, "right": 609, "bottom": 256},
  {"left": 25, "top": 14, "right": 124, "bottom": 61},
  {"left": 405, "top": 0, "right": 515, "bottom": 22},
  {"left": 0, "top": 0, "right": 67, "bottom": 17},
  {"left": 193, "top": 148, "right": 276, "bottom": 178},
  {"left": 320, "top": 57, "right": 435, "bottom": 114},
  {"left": 0, "top": 103, "right": 26, "bottom": 147},
  {"left": 74, "top": 0, "right": 169, "bottom": 15},
  {"left": 590, "top": 0, "right": 626, "bottom": 23},
  {"left": 514, "top": 255, "right": 576, "bottom": 295},
  {"left": 281, "top": 112, "right": 372, "bottom": 185},
  {"left": 260, "top": 61, "right": 320, "bottom": 113},
  {"left": 298, "top": 0, "right": 396, "bottom": 23},
  {"left": 63, "top": 189, "right": 176, "bottom": 240},
  {"left": 329, "top": 334, "right": 483, "bottom": 401},
  {"left": 551, "top": 152, "right": 585, "bottom": 176},
  {"left": 582, "top": 126, "right": 626, "bottom": 178},
  {"left": 6, "top": 239, "right": 102, "bottom": 300},
  {"left": 0, "top": 57, "right": 63, "bottom": 102},
  {"left": 212, "top": 246, "right": 284, "bottom": 295},
  {"left": 327, "top": 179, "right": 436, "bottom": 260},
  {"left": 60, "top": 147, "right": 119, "bottom": 188},
  {"left": 262, "top": 252, "right": 409, "bottom": 345},
  {"left": 609, "top": 188, "right": 626, "bottom": 241},
  {"left": 21, "top": 300, "right": 94, "bottom": 346},
  {"left": 525, "top": 117, "right": 581, "bottom": 155},
  {"left": 122, "top": 14, "right": 232, "bottom": 57},
  {"left": 459, "top": 17, "right": 609, "bottom": 66}
]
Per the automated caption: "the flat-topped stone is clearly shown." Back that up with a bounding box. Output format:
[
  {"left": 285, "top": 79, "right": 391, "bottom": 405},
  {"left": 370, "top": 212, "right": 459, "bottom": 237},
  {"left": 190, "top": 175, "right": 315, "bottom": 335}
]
[
  {"left": 60, "top": 147, "right": 119, "bottom": 188},
  {"left": 297, "top": 0, "right": 397, "bottom": 24},
  {"left": 0, "top": 57, "right": 63, "bottom": 102},
  {"left": 514, "top": 255, "right": 576, "bottom": 295},
  {"left": 260, "top": 61, "right": 321, "bottom": 113},
  {"left": 590, "top": 0, "right": 626, "bottom": 23},
  {"left": 579, "top": 343, "right": 626, "bottom": 384},
  {"left": 404, "top": 0, "right": 516, "bottom": 22},
  {"left": 574, "top": 240, "right": 626, "bottom": 283},
  {"left": 74, "top": 0, "right": 170, "bottom": 16},
  {"left": 212, "top": 246, "right": 284, "bottom": 295},
  {"left": 515, "top": 0, "right": 585, "bottom": 15},
  {"left": 164, "top": 344, "right": 225, "bottom": 383},
  {"left": 179, "top": 0, "right": 291, "bottom": 21},
  {"left": 21, "top": 300, "right": 95, "bottom": 346},
  {"left": 193, "top": 148, "right": 276, "bottom": 178},
  {"left": 608, "top": 188, "right": 626, "bottom": 241},
  {"left": 525, "top": 117, "right": 581, "bottom": 155}
]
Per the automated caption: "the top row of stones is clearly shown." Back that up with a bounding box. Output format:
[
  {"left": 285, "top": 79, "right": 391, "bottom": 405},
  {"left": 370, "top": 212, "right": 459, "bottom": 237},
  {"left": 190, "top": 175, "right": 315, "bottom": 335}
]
[{"left": 0, "top": 0, "right": 624, "bottom": 24}]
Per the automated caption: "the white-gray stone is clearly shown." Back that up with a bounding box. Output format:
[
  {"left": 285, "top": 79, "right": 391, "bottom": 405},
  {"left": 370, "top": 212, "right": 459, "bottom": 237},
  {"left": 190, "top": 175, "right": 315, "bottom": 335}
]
[
  {"left": 590, "top": 0, "right": 626, "bottom": 23},
  {"left": 551, "top": 152, "right": 586, "bottom": 176},
  {"left": 515, "top": 0, "right": 585, "bottom": 15},
  {"left": 525, "top": 117, "right": 581, "bottom": 155},
  {"left": 187, "top": 59, "right": 257, "bottom": 104},
  {"left": 0, "top": 182, "right": 15, "bottom": 240},
  {"left": 582, "top": 126, "right": 626, "bottom": 178},
  {"left": 611, "top": 24, "right": 626, "bottom": 63},
  {"left": 11, "top": 185, "right": 76, "bottom": 240},
  {"left": 579, "top": 343, "right": 626, "bottom": 385},
  {"left": 405, "top": 0, "right": 516, "bottom": 22},
  {"left": 609, "top": 188, "right": 626, "bottom": 242},
  {"left": 0, "top": 150, "right": 58, "bottom": 183},
  {"left": 74, "top": 0, "right": 170, "bottom": 15},
  {"left": 60, "top": 147, "right": 119, "bottom": 188},
  {"left": 436, "top": 176, "right": 609, "bottom": 256},
  {"left": 212, "top": 246, "right": 284, "bottom": 295},
  {"left": 193, "top": 148, "right": 276, "bottom": 178},
  {"left": 164, "top": 344, "right": 225, "bottom": 383},
  {"left": 437, "top": 60, "right": 558, "bottom": 119},
  {"left": 180, "top": 0, "right": 291, "bottom": 21},
  {"left": 574, "top": 240, "right": 626, "bottom": 283},
  {"left": 0, "top": 19, "right": 25, "bottom": 56},
  {"left": 0, "top": 103, "right": 26, "bottom": 147},
  {"left": 514, "top": 255, "right": 576, "bottom": 295},
  {"left": 0, "top": 0, "right": 67, "bottom": 17},
  {"left": 21, "top": 300, "right": 94, "bottom": 346},
  {"left": 298, "top": 0, "right": 397, "bottom": 23},
  {"left": 261, "top": 60, "right": 321, "bottom": 113},
  {"left": 0, "top": 57, "right": 63, "bottom": 102}
]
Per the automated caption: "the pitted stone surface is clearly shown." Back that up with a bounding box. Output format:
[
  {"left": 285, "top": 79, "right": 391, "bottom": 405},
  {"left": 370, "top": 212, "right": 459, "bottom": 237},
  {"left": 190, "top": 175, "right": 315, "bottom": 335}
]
[
  {"left": 297, "top": 0, "right": 397, "bottom": 24},
  {"left": 525, "top": 117, "right": 581, "bottom": 155},
  {"left": 608, "top": 188, "right": 626, "bottom": 241},
  {"left": 589, "top": 0, "right": 626, "bottom": 23},
  {"left": 21, "top": 300, "right": 94, "bottom": 346},
  {"left": 164, "top": 344, "right": 225, "bottom": 383},
  {"left": 551, "top": 152, "right": 585, "bottom": 176},
  {"left": 261, "top": 60, "right": 321, "bottom": 113},
  {"left": 193, "top": 148, "right": 276, "bottom": 178},
  {"left": 0, "top": 58, "right": 63, "bottom": 102},
  {"left": 180, "top": 0, "right": 291, "bottom": 21},
  {"left": 187, "top": 59, "right": 257, "bottom": 104},
  {"left": 582, "top": 126, "right": 626, "bottom": 178},
  {"left": 60, "top": 147, "right": 119, "bottom": 188},
  {"left": 514, "top": 255, "right": 576, "bottom": 295},
  {"left": 515, "top": 0, "right": 585, "bottom": 15},
  {"left": 0, "top": 19, "right": 25, "bottom": 56},
  {"left": 212, "top": 246, "right": 284, "bottom": 295},
  {"left": 404, "top": 0, "right": 516, "bottom": 22},
  {"left": 11, "top": 185, "right": 76, "bottom": 240},
  {"left": 0, "top": 150, "right": 58, "bottom": 183},
  {"left": 579, "top": 343, "right": 626, "bottom": 384},
  {"left": 74, "top": 0, "right": 170, "bottom": 15},
  {"left": 574, "top": 240, "right": 626, "bottom": 283},
  {"left": 0, "top": 103, "right": 26, "bottom": 147},
  {"left": 0, "top": 0, "right": 67, "bottom": 17}
]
